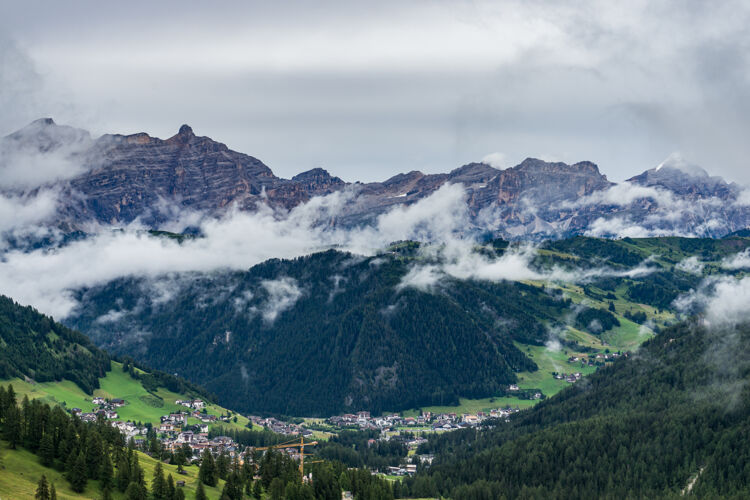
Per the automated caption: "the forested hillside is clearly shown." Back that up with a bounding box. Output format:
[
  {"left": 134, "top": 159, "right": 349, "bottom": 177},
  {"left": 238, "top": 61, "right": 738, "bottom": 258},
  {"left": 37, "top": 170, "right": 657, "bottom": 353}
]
[
  {"left": 405, "top": 320, "right": 750, "bottom": 499},
  {"left": 66, "top": 235, "right": 750, "bottom": 416},
  {"left": 0, "top": 294, "right": 238, "bottom": 435},
  {"left": 0, "top": 295, "right": 110, "bottom": 394},
  {"left": 69, "top": 248, "right": 568, "bottom": 416}
]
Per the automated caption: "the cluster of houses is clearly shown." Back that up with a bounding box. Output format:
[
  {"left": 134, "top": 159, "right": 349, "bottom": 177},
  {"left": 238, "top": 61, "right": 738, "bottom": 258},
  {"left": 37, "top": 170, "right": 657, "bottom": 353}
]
[
  {"left": 70, "top": 397, "right": 153, "bottom": 439},
  {"left": 111, "top": 420, "right": 148, "bottom": 439},
  {"left": 429, "top": 407, "right": 522, "bottom": 430},
  {"left": 162, "top": 430, "right": 240, "bottom": 458},
  {"left": 70, "top": 395, "right": 244, "bottom": 459},
  {"left": 568, "top": 351, "right": 629, "bottom": 367},
  {"left": 328, "top": 411, "right": 411, "bottom": 430},
  {"left": 386, "top": 464, "right": 418, "bottom": 477},
  {"left": 327, "top": 407, "right": 523, "bottom": 433},
  {"left": 71, "top": 396, "right": 127, "bottom": 423},
  {"left": 156, "top": 408, "right": 243, "bottom": 459},
  {"left": 248, "top": 415, "right": 310, "bottom": 437},
  {"left": 175, "top": 399, "right": 206, "bottom": 410},
  {"left": 554, "top": 372, "right": 584, "bottom": 383}
]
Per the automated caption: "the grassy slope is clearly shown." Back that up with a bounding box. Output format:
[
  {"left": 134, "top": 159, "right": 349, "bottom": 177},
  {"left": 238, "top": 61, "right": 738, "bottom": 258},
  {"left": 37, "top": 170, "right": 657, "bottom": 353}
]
[
  {"left": 4, "top": 362, "right": 252, "bottom": 432},
  {"left": 0, "top": 441, "right": 225, "bottom": 499},
  {"left": 402, "top": 281, "right": 660, "bottom": 417}
]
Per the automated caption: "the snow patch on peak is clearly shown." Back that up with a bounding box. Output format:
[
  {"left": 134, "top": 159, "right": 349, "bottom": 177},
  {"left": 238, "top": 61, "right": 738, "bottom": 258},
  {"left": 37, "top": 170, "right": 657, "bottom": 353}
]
[{"left": 655, "top": 152, "right": 709, "bottom": 178}]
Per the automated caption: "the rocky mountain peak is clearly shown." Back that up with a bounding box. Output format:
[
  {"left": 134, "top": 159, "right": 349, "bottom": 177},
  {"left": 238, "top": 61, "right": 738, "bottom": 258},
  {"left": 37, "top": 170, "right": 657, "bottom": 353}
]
[
  {"left": 513, "top": 157, "right": 603, "bottom": 176},
  {"left": 292, "top": 167, "right": 343, "bottom": 183},
  {"left": 449, "top": 162, "right": 499, "bottom": 178},
  {"left": 291, "top": 168, "right": 346, "bottom": 196},
  {"left": 571, "top": 161, "right": 603, "bottom": 175},
  {"left": 178, "top": 124, "right": 194, "bottom": 137},
  {"left": 31, "top": 117, "right": 56, "bottom": 127},
  {"left": 628, "top": 154, "right": 731, "bottom": 197},
  {"left": 165, "top": 124, "right": 196, "bottom": 145},
  {"left": 3, "top": 117, "right": 91, "bottom": 153},
  {"left": 654, "top": 153, "right": 709, "bottom": 177}
]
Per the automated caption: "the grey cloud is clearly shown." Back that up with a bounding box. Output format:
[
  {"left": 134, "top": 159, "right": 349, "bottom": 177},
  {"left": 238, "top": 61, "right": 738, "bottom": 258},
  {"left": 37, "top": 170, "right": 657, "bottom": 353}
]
[
  {"left": 1, "top": 1, "right": 749, "bottom": 182},
  {"left": 257, "top": 277, "right": 303, "bottom": 324}
]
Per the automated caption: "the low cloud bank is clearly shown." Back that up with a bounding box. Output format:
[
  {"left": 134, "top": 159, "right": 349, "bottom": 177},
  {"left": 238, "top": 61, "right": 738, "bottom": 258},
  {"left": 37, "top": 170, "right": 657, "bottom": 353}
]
[
  {"left": 0, "top": 183, "right": 469, "bottom": 317},
  {"left": 722, "top": 249, "right": 750, "bottom": 270},
  {"left": 0, "top": 176, "right": 737, "bottom": 321},
  {"left": 0, "top": 189, "right": 59, "bottom": 235},
  {"left": 675, "top": 275, "right": 750, "bottom": 327},
  {"left": 676, "top": 256, "right": 705, "bottom": 275}
]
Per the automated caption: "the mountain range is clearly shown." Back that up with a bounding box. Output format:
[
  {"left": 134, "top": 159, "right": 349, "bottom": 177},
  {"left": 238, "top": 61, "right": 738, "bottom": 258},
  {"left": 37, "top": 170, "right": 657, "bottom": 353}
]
[{"left": 3, "top": 118, "right": 750, "bottom": 239}]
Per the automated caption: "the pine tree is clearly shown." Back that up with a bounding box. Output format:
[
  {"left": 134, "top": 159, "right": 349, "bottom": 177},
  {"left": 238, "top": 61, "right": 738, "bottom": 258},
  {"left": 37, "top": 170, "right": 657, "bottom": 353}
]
[
  {"left": 85, "top": 430, "right": 104, "bottom": 479},
  {"left": 253, "top": 479, "right": 263, "bottom": 499},
  {"left": 125, "top": 482, "right": 143, "bottom": 500},
  {"left": 4, "top": 384, "right": 16, "bottom": 414},
  {"left": 117, "top": 454, "right": 132, "bottom": 491},
  {"left": 59, "top": 422, "right": 77, "bottom": 460},
  {"left": 3, "top": 401, "right": 22, "bottom": 448},
  {"left": 222, "top": 471, "right": 244, "bottom": 500},
  {"left": 173, "top": 488, "right": 185, "bottom": 500},
  {"left": 131, "top": 452, "right": 144, "bottom": 485},
  {"left": 0, "top": 385, "right": 6, "bottom": 421},
  {"left": 339, "top": 471, "right": 351, "bottom": 491},
  {"left": 39, "top": 433, "right": 56, "bottom": 467},
  {"left": 216, "top": 450, "right": 230, "bottom": 480},
  {"left": 152, "top": 461, "right": 167, "bottom": 500},
  {"left": 269, "top": 477, "right": 285, "bottom": 500},
  {"left": 195, "top": 480, "right": 209, "bottom": 500},
  {"left": 100, "top": 452, "right": 114, "bottom": 491},
  {"left": 166, "top": 473, "right": 176, "bottom": 500},
  {"left": 49, "top": 483, "right": 57, "bottom": 500},
  {"left": 65, "top": 449, "right": 77, "bottom": 482},
  {"left": 199, "top": 449, "right": 218, "bottom": 486},
  {"left": 70, "top": 452, "right": 88, "bottom": 493},
  {"left": 35, "top": 474, "right": 50, "bottom": 500}
]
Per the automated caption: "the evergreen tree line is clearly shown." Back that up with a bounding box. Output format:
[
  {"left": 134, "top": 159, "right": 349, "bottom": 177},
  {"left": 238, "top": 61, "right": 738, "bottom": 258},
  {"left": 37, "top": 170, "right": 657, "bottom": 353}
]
[
  {"left": 315, "top": 429, "right": 408, "bottom": 470},
  {"left": 0, "top": 294, "right": 110, "bottom": 394}
]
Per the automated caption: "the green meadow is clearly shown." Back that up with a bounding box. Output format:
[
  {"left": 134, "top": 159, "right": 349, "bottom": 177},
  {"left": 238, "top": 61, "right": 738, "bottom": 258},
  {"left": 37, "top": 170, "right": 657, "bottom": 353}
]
[
  {"left": 3, "top": 362, "right": 252, "bottom": 432},
  {"left": 0, "top": 441, "right": 225, "bottom": 500}
]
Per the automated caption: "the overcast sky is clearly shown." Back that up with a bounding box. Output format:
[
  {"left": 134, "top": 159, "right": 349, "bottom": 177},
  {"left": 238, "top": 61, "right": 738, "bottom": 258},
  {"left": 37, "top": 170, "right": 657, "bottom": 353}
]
[{"left": 1, "top": 0, "right": 750, "bottom": 183}]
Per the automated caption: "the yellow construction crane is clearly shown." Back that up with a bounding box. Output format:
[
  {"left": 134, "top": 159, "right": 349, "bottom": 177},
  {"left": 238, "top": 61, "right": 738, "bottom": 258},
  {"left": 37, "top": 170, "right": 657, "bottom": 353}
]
[{"left": 254, "top": 436, "right": 319, "bottom": 475}]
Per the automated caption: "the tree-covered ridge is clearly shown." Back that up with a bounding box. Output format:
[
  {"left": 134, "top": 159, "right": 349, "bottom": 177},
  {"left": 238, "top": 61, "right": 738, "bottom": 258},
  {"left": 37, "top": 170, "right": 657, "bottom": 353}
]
[
  {"left": 66, "top": 235, "right": 750, "bottom": 416},
  {"left": 408, "top": 320, "right": 750, "bottom": 499},
  {"left": 70, "top": 250, "right": 572, "bottom": 416},
  {"left": 0, "top": 292, "right": 215, "bottom": 414},
  {"left": 0, "top": 295, "right": 110, "bottom": 394}
]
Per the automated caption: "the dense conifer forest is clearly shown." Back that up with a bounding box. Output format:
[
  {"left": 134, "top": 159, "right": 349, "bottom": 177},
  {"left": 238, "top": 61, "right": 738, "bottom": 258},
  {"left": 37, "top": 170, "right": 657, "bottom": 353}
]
[
  {"left": 0, "top": 295, "right": 110, "bottom": 394},
  {"left": 404, "top": 320, "right": 750, "bottom": 499}
]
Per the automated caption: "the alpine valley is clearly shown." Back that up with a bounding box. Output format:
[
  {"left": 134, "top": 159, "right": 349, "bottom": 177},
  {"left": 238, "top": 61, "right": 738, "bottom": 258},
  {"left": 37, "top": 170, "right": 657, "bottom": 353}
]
[{"left": 3, "top": 119, "right": 750, "bottom": 499}]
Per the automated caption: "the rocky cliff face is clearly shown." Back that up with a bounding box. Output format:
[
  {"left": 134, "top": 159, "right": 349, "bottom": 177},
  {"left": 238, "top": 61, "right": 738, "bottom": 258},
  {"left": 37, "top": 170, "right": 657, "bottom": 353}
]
[
  {"left": 63, "top": 124, "right": 312, "bottom": 224},
  {"left": 2, "top": 119, "right": 749, "bottom": 238}
]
